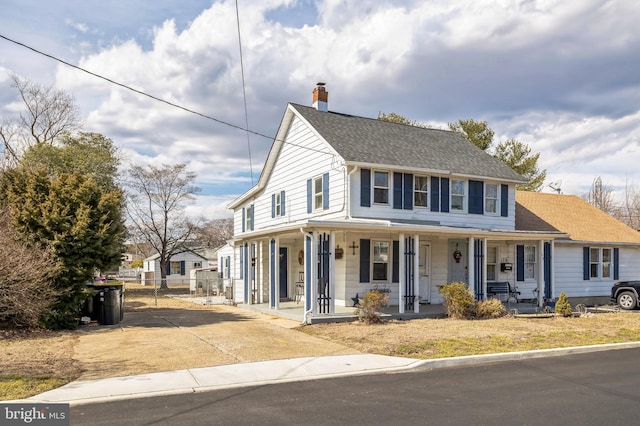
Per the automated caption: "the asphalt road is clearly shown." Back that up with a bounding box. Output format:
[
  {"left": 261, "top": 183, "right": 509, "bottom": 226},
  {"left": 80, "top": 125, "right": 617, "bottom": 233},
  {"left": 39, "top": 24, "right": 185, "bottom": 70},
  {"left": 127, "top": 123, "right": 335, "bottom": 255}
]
[{"left": 71, "top": 347, "right": 640, "bottom": 425}]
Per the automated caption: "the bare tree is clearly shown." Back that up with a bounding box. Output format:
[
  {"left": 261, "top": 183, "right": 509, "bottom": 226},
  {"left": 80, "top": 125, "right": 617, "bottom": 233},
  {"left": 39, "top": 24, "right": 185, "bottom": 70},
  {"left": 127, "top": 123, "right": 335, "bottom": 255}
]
[
  {"left": 584, "top": 176, "right": 615, "bottom": 214},
  {"left": 0, "top": 74, "right": 82, "bottom": 166},
  {"left": 194, "top": 218, "right": 234, "bottom": 248},
  {"left": 614, "top": 178, "right": 640, "bottom": 230},
  {"left": 125, "top": 163, "right": 200, "bottom": 288},
  {"left": 0, "top": 208, "right": 60, "bottom": 328}
]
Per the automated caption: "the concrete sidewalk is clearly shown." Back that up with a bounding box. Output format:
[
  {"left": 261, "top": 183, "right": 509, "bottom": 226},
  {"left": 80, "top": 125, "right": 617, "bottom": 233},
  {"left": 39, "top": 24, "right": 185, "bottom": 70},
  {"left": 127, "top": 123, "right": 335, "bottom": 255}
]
[{"left": 23, "top": 341, "right": 640, "bottom": 406}]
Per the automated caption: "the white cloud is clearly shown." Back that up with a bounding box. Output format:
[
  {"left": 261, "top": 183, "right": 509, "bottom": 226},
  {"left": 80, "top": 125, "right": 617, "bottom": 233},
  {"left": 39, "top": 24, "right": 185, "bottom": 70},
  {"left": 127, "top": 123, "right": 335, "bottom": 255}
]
[{"left": 1, "top": 0, "right": 638, "bottom": 218}]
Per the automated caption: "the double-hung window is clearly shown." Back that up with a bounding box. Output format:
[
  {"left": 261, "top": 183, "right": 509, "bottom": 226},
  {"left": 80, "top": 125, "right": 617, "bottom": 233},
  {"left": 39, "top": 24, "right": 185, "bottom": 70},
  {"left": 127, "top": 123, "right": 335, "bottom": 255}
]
[
  {"left": 485, "top": 184, "right": 498, "bottom": 214},
  {"left": 372, "top": 241, "right": 389, "bottom": 281},
  {"left": 487, "top": 246, "right": 497, "bottom": 281},
  {"left": 275, "top": 192, "right": 282, "bottom": 216},
  {"left": 170, "top": 261, "right": 181, "bottom": 275},
  {"left": 524, "top": 245, "right": 536, "bottom": 279},
  {"left": 451, "top": 180, "right": 465, "bottom": 211},
  {"left": 314, "top": 177, "right": 323, "bottom": 210},
  {"left": 373, "top": 171, "right": 389, "bottom": 204},
  {"left": 590, "top": 248, "right": 612, "bottom": 279},
  {"left": 414, "top": 175, "right": 428, "bottom": 208}
]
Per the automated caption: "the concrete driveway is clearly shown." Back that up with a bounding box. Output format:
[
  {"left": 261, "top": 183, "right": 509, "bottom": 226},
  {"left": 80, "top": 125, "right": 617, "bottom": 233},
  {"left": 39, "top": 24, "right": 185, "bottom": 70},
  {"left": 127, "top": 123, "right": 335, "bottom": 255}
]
[{"left": 73, "top": 303, "right": 359, "bottom": 381}]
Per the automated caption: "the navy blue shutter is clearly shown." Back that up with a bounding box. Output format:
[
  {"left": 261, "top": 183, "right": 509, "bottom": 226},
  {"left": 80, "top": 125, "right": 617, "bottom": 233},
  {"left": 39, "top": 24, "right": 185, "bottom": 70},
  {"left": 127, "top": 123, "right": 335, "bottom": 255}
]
[
  {"left": 583, "top": 247, "right": 590, "bottom": 280},
  {"left": 441, "top": 178, "right": 450, "bottom": 213},
  {"left": 359, "top": 239, "right": 370, "bottom": 283},
  {"left": 403, "top": 173, "right": 413, "bottom": 210},
  {"left": 431, "top": 176, "right": 440, "bottom": 212},
  {"left": 180, "top": 260, "right": 185, "bottom": 276},
  {"left": 271, "top": 194, "right": 275, "bottom": 218},
  {"left": 281, "top": 190, "right": 286, "bottom": 216},
  {"left": 500, "top": 184, "right": 509, "bottom": 217},
  {"left": 393, "top": 172, "right": 403, "bottom": 209},
  {"left": 544, "top": 242, "right": 552, "bottom": 299},
  {"left": 469, "top": 180, "right": 484, "bottom": 214},
  {"left": 166, "top": 260, "right": 171, "bottom": 276},
  {"left": 306, "top": 179, "right": 312, "bottom": 213},
  {"left": 323, "top": 172, "right": 329, "bottom": 210},
  {"left": 516, "top": 245, "right": 525, "bottom": 281},
  {"left": 242, "top": 207, "right": 245, "bottom": 232},
  {"left": 614, "top": 248, "right": 619, "bottom": 280},
  {"left": 392, "top": 240, "right": 399, "bottom": 283},
  {"left": 361, "top": 169, "right": 371, "bottom": 207}
]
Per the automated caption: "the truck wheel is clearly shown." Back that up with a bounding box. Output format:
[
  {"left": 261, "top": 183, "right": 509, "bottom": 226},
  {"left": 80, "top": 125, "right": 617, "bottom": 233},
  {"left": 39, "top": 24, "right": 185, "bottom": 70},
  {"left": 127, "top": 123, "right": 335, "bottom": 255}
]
[{"left": 617, "top": 291, "right": 637, "bottom": 310}]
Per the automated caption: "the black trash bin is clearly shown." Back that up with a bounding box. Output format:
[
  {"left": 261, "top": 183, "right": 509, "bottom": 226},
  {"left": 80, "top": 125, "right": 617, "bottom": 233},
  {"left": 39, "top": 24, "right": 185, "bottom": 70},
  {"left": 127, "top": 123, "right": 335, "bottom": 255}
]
[{"left": 100, "top": 287, "right": 121, "bottom": 325}]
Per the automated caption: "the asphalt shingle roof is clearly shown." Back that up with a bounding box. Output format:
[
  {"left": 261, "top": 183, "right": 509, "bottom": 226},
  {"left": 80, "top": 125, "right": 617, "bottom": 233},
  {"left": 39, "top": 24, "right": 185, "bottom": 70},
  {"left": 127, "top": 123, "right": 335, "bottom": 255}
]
[
  {"left": 516, "top": 191, "right": 640, "bottom": 243},
  {"left": 291, "top": 103, "right": 526, "bottom": 182}
]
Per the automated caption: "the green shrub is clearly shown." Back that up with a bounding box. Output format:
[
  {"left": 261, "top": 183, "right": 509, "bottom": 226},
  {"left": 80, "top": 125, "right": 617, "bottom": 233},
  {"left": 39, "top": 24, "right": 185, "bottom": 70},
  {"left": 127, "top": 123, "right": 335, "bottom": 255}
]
[
  {"left": 355, "top": 290, "right": 389, "bottom": 324},
  {"left": 475, "top": 298, "right": 507, "bottom": 319},
  {"left": 438, "top": 282, "right": 475, "bottom": 319},
  {"left": 555, "top": 292, "right": 572, "bottom": 317}
]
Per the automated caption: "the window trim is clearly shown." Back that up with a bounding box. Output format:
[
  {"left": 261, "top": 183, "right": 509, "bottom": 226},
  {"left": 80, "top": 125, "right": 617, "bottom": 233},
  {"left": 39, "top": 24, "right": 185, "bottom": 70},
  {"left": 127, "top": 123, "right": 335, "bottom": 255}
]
[
  {"left": 485, "top": 183, "right": 499, "bottom": 215},
  {"left": 450, "top": 179, "right": 466, "bottom": 212},
  {"left": 373, "top": 170, "right": 390, "bottom": 205},
  {"left": 414, "top": 175, "right": 429, "bottom": 209},
  {"left": 590, "top": 247, "right": 613, "bottom": 279},
  {"left": 524, "top": 245, "right": 536, "bottom": 280},
  {"left": 372, "top": 240, "right": 390, "bottom": 282}
]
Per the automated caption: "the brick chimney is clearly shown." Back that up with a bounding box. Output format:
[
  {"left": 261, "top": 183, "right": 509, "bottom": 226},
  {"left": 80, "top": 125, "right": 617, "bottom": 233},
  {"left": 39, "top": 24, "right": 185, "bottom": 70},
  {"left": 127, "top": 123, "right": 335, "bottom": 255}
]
[{"left": 312, "top": 82, "right": 328, "bottom": 112}]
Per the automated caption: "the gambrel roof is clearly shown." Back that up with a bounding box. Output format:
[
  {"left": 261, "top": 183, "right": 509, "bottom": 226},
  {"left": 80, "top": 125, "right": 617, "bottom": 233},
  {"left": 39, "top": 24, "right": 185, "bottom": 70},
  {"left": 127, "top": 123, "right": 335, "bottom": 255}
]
[
  {"left": 516, "top": 191, "right": 640, "bottom": 244},
  {"left": 292, "top": 103, "right": 526, "bottom": 182}
]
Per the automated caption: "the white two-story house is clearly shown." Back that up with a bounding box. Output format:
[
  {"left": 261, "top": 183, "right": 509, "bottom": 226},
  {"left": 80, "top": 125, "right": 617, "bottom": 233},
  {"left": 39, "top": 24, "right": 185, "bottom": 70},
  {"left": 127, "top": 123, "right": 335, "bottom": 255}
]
[{"left": 226, "top": 84, "right": 638, "bottom": 322}]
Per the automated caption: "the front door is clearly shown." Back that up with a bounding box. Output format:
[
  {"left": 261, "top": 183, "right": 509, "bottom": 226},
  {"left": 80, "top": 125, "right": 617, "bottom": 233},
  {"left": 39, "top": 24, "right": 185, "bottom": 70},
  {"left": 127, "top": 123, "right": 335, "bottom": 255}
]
[
  {"left": 419, "top": 243, "right": 431, "bottom": 303},
  {"left": 449, "top": 240, "right": 468, "bottom": 284},
  {"left": 279, "top": 247, "right": 288, "bottom": 300}
]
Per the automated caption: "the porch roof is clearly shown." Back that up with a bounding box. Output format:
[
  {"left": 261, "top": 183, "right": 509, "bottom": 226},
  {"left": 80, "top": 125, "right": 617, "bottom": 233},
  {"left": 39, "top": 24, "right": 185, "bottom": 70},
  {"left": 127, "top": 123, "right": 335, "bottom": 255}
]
[{"left": 232, "top": 216, "right": 567, "bottom": 242}]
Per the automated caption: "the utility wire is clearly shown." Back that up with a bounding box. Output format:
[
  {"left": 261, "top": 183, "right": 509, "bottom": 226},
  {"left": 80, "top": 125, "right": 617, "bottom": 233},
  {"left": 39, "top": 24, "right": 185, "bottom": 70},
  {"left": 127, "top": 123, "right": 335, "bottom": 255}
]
[
  {"left": 235, "top": 0, "right": 254, "bottom": 186},
  {"left": 0, "top": 33, "right": 335, "bottom": 157}
]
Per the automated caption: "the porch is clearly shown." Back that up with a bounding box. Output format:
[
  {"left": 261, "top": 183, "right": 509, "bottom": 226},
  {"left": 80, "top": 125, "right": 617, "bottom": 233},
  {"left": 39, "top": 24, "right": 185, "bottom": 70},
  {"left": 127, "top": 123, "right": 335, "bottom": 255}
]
[{"left": 239, "top": 300, "right": 543, "bottom": 324}]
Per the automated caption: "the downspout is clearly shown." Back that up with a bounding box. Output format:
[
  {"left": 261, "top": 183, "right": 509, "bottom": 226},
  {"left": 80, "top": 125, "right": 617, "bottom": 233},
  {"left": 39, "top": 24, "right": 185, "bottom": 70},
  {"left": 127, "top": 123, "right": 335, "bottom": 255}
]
[
  {"left": 345, "top": 165, "right": 359, "bottom": 220},
  {"left": 300, "top": 228, "right": 313, "bottom": 324}
]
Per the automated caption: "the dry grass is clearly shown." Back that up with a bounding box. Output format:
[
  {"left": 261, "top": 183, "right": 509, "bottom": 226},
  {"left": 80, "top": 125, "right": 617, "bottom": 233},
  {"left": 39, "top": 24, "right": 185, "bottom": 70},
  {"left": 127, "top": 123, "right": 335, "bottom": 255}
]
[
  {"left": 299, "top": 313, "right": 640, "bottom": 358},
  {"left": 3, "top": 285, "right": 640, "bottom": 401}
]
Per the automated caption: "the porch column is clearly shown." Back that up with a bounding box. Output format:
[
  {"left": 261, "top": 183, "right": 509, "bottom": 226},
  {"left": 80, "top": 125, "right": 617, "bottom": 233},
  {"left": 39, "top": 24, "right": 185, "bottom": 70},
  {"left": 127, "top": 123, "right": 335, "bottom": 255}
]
[
  {"left": 398, "top": 233, "right": 405, "bottom": 314},
  {"left": 243, "top": 242, "right": 249, "bottom": 304},
  {"left": 482, "top": 238, "right": 488, "bottom": 301},
  {"left": 329, "top": 231, "right": 336, "bottom": 315},
  {"left": 413, "top": 234, "right": 420, "bottom": 313},
  {"left": 303, "top": 233, "right": 315, "bottom": 320},
  {"left": 468, "top": 237, "right": 475, "bottom": 296},
  {"left": 538, "top": 239, "right": 545, "bottom": 304},
  {"left": 269, "top": 238, "right": 279, "bottom": 309}
]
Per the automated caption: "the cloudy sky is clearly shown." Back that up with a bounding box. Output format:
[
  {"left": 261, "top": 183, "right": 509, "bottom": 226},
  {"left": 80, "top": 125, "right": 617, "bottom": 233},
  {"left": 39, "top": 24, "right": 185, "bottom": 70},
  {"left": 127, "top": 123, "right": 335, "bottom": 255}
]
[{"left": 1, "top": 0, "right": 639, "bottom": 219}]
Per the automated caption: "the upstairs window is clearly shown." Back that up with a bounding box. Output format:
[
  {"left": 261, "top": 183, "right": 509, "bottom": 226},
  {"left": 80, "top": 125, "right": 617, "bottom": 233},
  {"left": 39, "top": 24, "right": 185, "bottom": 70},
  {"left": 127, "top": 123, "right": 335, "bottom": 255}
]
[
  {"left": 314, "top": 176, "right": 323, "bottom": 210},
  {"left": 451, "top": 180, "right": 465, "bottom": 211},
  {"left": 485, "top": 184, "right": 498, "bottom": 214},
  {"left": 275, "top": 192, "right": 282, "bottom": 216},
  {"left": 245, "top": 204, "right": 254, "bottom": 231},
  {"left": 374, "top": 171, "right": 389, "bottom": 204},
  {"left": 414, "top": 175, "right": 429, "bottom": 208}
]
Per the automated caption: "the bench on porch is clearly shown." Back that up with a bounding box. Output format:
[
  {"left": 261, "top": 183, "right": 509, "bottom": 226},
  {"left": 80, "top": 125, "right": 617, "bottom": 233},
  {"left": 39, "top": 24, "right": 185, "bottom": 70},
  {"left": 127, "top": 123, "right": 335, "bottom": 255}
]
[{"left": 486, "top": 281, "right": 520, "bottom": 303}]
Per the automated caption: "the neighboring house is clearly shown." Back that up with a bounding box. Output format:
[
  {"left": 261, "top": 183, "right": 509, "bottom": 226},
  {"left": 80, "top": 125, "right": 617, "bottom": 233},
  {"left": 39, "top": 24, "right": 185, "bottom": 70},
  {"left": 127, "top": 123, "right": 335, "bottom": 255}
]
[
  {"left": 143, "top": 247, "right": 217, "bottom": 286},
  {"left": 216, "top": 242, "right": 236, "bottom": 299},
  {"left": 226, "top": 83, "right": 581, "bottom": 323},
  {"left": 516, "top": 191, "right": 640, "bottom": 305}
]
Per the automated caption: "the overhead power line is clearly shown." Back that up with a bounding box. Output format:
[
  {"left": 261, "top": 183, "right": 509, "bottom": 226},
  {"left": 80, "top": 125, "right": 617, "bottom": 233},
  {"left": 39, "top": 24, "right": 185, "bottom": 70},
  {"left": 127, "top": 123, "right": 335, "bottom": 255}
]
[
  {"left": 0, "top": 33, "right": 335, "bottom": 157},
  {"left": 0, "top": 34, "right": 270, "bottom": 139}
]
